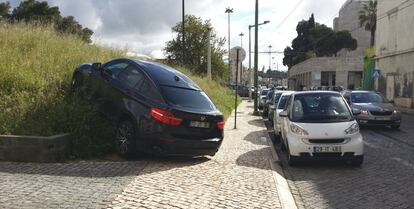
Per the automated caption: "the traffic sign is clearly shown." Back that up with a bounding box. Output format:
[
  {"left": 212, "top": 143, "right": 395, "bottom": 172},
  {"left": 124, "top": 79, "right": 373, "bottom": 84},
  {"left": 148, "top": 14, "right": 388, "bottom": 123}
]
[
  {"left": 230, "top": 46, "right": 246, "bottom": 62},
  {"left": 373, "top": 69, "right": 380, "bottom": 78}
]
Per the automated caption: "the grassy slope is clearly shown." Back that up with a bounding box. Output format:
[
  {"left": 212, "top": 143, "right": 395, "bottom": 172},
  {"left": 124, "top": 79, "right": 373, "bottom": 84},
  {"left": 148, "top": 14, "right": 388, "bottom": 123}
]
[{"left": 0, "top": 23, "right": 237, "bottom": 158}]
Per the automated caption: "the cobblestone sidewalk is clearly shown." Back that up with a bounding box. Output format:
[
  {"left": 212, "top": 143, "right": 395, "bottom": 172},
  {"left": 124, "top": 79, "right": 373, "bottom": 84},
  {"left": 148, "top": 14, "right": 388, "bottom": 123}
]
[
  {"left": 109, "top": 101, "right": 283, "bottom": 209},
  {"left": 0, "top": 101, "right": 285, "bottom": 209}
]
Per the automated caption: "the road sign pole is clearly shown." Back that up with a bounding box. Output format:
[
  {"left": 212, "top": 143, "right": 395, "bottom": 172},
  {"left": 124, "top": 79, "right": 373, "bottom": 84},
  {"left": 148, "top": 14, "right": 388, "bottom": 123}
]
[{"left": 234, "top": 49, "right": 240, "bottom": 129}]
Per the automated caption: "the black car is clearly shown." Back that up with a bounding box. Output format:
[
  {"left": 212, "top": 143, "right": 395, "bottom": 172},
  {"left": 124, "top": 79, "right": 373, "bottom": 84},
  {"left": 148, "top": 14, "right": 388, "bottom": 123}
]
[{"left": 71, "top": 58, "right": 224, "bottom": 157}]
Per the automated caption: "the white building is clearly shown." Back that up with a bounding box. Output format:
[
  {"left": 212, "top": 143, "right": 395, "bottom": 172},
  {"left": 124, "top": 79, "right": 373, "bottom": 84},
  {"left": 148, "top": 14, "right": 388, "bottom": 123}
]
[
  {"left": 375, "top": 0, "right": 414, "bottom": 108},
  {"left": 288, "top": 0, "right": 370, "bottom": 90}
]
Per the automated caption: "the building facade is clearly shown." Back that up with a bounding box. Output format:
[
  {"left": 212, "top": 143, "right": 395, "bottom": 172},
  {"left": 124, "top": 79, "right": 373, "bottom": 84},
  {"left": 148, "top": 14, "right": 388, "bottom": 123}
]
[
  {"left": 375, "top": 0, "right": 414, "bottom": 108},
  {"left": 288, "top": 0, "right": 370, "bottom": 90}
]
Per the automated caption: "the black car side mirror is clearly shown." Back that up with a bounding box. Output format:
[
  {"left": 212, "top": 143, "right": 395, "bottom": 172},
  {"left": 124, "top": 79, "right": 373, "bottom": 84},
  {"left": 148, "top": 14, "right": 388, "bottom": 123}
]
[
  {"left": 388, "top": 100, "right": 394, "bottom": 104},
  {"left": 92, "top": 62, "right": 102, "bottom": 71},
  {"left": 352, "top": 109, "right": 362, "bottom": 115},
  {"left": 279, "top": 111, "right": 288, "bottom": 117}
]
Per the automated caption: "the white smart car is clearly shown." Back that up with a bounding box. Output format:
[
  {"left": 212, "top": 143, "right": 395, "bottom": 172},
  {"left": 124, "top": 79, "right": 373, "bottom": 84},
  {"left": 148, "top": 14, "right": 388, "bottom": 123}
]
[{"left": 279, "top": 91, "right": 364, "bottom": 166}]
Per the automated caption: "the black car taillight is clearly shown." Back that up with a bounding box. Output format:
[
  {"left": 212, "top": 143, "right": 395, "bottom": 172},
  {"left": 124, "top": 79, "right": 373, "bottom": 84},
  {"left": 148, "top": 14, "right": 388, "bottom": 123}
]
[
  {"left": 151, "top": 108, "right": 182, "bottom": 126},
  {"left": 217, "top": 121, "right": 225, "bottom": 129}
]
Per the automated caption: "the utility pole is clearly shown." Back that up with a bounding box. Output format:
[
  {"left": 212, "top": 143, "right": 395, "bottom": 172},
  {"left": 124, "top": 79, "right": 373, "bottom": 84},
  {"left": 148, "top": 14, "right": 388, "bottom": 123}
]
[
  {"left": 182, "top": 0, "right": 185, "bottom": 65},
  {"left": 239, "top": 32, "right": 244, "bottom": 84},
  {"left": 268, "top": 45, "right": 272, "bottom": 71},
  {"left": 248, "top": 20, "right": 269, "bottom": 102},
  {"left": 207, "top": 28, "right": 212, "bottom": 80},
  {"left": 253, "top": 0, "right": 259, "bottom": 115},
  {"left": 225, "top": 7, "right": 234, "bottom": 84}
]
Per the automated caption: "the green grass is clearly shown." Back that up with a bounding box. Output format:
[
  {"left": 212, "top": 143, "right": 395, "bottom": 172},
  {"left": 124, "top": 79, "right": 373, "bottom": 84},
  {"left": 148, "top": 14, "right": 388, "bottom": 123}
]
[{"left": 0, "top": 22, "right": 238, "bottom": 158}]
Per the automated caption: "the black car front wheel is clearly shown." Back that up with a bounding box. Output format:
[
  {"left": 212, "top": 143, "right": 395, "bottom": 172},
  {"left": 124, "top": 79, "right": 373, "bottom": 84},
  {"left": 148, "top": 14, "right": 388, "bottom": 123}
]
[
  {"left": 115, "top": 120, "right": 137, "bottom": 158},
  {"left": 71, "top": 73, "right": 84, "bottom": 97}
]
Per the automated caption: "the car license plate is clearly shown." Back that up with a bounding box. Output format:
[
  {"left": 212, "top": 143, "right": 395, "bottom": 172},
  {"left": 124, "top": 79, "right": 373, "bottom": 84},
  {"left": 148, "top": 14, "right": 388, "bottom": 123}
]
[
  {"left": 375, "top": 117, "right": 389, "bottom": 120},
  {"left": 313, "top": 146, "right": 341, "bottom": 153},
  {"left": 189, "top": 121, "right": 210, "bottom": 128}
]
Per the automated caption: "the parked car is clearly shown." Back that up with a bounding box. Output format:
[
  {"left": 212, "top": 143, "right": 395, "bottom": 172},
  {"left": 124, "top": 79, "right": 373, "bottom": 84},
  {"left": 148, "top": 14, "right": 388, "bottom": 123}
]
[
  {"left": 268, "top": 91, "right": 285, "bottom": 123},
  {"left": 273, "top": 91, "right": 294, "bottom": 138},
  {"left": 262, "top": 90, "right": 275, "bottom": 116},
  {"left": 279, "top": 91, "right": 364, "bottom": 166},
  {"left": 342, "top": 91, "right": 402, "bottom": 128},
  {"left": 71, "top": 58, "right": 224, "bottom": 157},
  {"left": 258, "top": 89, "right": 270, "bottom": 110}
]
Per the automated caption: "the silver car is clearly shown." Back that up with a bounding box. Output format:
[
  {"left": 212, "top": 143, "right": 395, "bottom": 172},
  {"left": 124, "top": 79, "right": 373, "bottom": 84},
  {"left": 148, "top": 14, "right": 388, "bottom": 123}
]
[
  {"left": 342, "top": 91, "right": 402, "bottom": 129},
  {"left": 273, "top": 91, "right": 294, "bottom": 138}
]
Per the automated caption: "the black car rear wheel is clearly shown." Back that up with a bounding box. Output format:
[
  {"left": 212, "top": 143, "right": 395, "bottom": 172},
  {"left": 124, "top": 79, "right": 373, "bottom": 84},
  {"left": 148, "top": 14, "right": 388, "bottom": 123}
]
[
  {"left": 71, "top": 73, "right": 84, "bottom": 97},
  {"left": 115, "top": 120, "right": 137, "bottom": 158}
]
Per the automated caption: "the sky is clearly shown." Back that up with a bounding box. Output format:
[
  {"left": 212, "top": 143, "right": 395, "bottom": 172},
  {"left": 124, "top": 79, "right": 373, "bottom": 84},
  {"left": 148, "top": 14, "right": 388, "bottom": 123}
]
[{"left": 5, "top": 0, "right": 347, "bottom": 71}]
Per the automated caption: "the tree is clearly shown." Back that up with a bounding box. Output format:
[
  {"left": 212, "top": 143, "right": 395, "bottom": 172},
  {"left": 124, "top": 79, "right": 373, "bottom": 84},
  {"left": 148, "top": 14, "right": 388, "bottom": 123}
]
[
  {"left": 165, "top": 15, "right": 228, "bottom": 81},
  {"left": 6, "top": 0, "right": 93, "bottom": 43},
  {"left": 0, "top": 1, "right": 10, "bottom": 19},
  {"left": 283, "top": 14, "right": 358, "bottom": 68},
  {"left": 56, "top": 16, "right": 93, "bottom": 43},
  {"left": 359, "top": 0, "right": 377, "bottom": 46},
  {"left": 11, "top": 0, "right": 60, "bottom": 23}
]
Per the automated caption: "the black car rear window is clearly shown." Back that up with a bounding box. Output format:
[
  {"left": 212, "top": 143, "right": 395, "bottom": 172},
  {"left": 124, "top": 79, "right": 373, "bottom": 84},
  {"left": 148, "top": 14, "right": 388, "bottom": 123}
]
[{"left": 161, "top": 86, "right": 215, "bottom": 111}]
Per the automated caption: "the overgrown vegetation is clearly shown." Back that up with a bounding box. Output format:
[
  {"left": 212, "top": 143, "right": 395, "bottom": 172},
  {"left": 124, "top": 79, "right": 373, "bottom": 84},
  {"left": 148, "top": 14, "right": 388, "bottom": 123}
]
[
  {"left": 0, "top": 23, "right": 237, "bottom": 158},
  {"left": 283, "top": 14, "right": 357, "bottom": 68},
  {"left": 0, "top": 0, "right": 93, "bottom": 43}
]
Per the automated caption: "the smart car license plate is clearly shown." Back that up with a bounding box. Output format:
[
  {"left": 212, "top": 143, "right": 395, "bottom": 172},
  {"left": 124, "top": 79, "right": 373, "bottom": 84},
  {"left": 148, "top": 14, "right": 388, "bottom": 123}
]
[
  {"left": 189, "top": 121, "right": 210, "bottom": 128},
  {"left": 313, "top": 146, "right": 341, "bottom": 153}
]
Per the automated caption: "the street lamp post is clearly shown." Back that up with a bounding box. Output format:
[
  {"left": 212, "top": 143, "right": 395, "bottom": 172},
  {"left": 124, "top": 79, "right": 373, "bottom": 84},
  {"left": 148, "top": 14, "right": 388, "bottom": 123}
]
[
  {"left": 225, "top": 7, "right": 234, "bottom": 84},
  {"left": 182, "top": 0, "right": 185, "bottom": 65},
  {"left": 253, "top": 0, "right": 259, "bottom": 115},
  {"left": 239, "top": 32, "right": 244, "bottom": 85},
  {"left": 248, "top": 20, "right": 269, "bottom": 102},
  {"left": 268, "top": 45, "right": 272, "bottom": 71}
]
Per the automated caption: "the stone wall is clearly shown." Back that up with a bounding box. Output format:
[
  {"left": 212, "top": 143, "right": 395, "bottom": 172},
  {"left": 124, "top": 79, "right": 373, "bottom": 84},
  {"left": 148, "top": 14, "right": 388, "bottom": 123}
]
[{"left": 0, "top": 134, "right": 70, "bottom": 163}]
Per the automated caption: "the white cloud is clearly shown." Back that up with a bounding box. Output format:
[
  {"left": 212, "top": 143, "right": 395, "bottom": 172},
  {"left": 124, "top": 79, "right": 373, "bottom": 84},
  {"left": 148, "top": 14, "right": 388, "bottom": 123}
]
[{"left": 5, "top": 0, "right": 347, "bottom": 71}]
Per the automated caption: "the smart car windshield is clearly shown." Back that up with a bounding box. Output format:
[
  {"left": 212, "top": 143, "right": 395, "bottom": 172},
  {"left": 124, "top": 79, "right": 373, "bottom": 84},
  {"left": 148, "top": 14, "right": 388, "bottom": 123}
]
[
  {"left": 291, "top": 93, "right": 353, "bottom": 123},
  {"left": 351, "top": 92, "right": 385, "bottom": 103}
]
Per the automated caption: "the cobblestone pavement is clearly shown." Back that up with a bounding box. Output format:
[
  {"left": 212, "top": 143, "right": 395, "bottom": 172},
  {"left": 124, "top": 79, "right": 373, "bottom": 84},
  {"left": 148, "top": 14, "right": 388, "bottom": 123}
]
[
  {"left": 109, "top": 101, "right": 281, "bottom": 209},
  {"left": 0, "top": 101, "right": 283, "bottom": 209},
  {"left": 0, "top": 161, "right": 147, "bottom": 208},
  {"left": 265, "top": 114, "right": 414, "bottom": 209}
]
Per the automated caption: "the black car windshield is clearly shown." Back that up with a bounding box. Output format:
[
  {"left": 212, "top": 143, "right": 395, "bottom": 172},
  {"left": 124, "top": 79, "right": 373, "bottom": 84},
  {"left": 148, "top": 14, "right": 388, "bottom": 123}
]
[
  {"left": 351, "top": 92, "right": 385, "bottom": 103},
  {"left": 278, "top": 95, "right": 289, "bottom": 109},
  {"left": 161, "top": 86, "right": 215, "bottom": 111},
  {"left": 291, "top": 93, "right": 353, "bottom": 123},
  {"left": 273, "top": 93, "right": 283, "bottom": 105}
]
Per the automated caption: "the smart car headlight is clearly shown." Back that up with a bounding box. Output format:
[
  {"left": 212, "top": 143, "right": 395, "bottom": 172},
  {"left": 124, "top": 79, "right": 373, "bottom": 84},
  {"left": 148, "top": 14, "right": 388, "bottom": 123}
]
[
  {"left": 345, "top": 123, "right": 359, "bottom": 135},
  {"left": 290, "top": 124, "right": 309, "bottom": 136}
]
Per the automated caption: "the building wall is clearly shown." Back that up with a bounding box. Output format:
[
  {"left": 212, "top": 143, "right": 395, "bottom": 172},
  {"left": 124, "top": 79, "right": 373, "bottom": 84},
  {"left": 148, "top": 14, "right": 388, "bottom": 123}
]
[
  {"left": 336, "top": 0, "right": 371, "bottom": 58},
  {"left": 375, "top": 0, "right": 414, "bottom": 108},
  {"left": 288, "top": 57, "right": 364, "bottom": 90}
]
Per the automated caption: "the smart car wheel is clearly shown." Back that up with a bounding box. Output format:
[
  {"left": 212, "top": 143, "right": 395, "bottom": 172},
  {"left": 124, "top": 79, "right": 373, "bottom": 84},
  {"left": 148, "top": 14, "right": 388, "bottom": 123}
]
[
  {"left": 286, "top": 144, "right": 299, "bottom": 166},
  {"left": 351, "top": 155, "right": 364, "bottom": 167},
  {"left": 115, "top": 120, "right": 137, "bottom": 158},
  {"left": 391, "top": 125, "right": 400, "bottom": 129}
]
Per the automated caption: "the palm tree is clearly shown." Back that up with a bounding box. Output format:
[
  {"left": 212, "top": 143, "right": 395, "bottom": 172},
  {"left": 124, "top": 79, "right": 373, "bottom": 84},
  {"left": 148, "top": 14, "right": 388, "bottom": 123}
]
[{"left": 359, "top": 0, "right": 377, "bottom": 46}]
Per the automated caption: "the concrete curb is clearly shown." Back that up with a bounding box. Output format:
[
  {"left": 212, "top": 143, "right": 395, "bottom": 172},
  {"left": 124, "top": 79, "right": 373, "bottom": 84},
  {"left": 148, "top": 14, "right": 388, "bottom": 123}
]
[
  {"left": 0, "top": 133, "right": 70, "bottom": 163},
  {"left": 264, "top": 135, "right": 298, "bottom": 209}
]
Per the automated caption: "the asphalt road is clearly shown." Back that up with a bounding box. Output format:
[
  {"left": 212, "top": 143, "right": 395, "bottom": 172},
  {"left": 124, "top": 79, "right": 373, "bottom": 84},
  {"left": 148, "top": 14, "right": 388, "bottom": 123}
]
[{"left": 265, "top": 113, "right": 414, "bottom": 209}]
